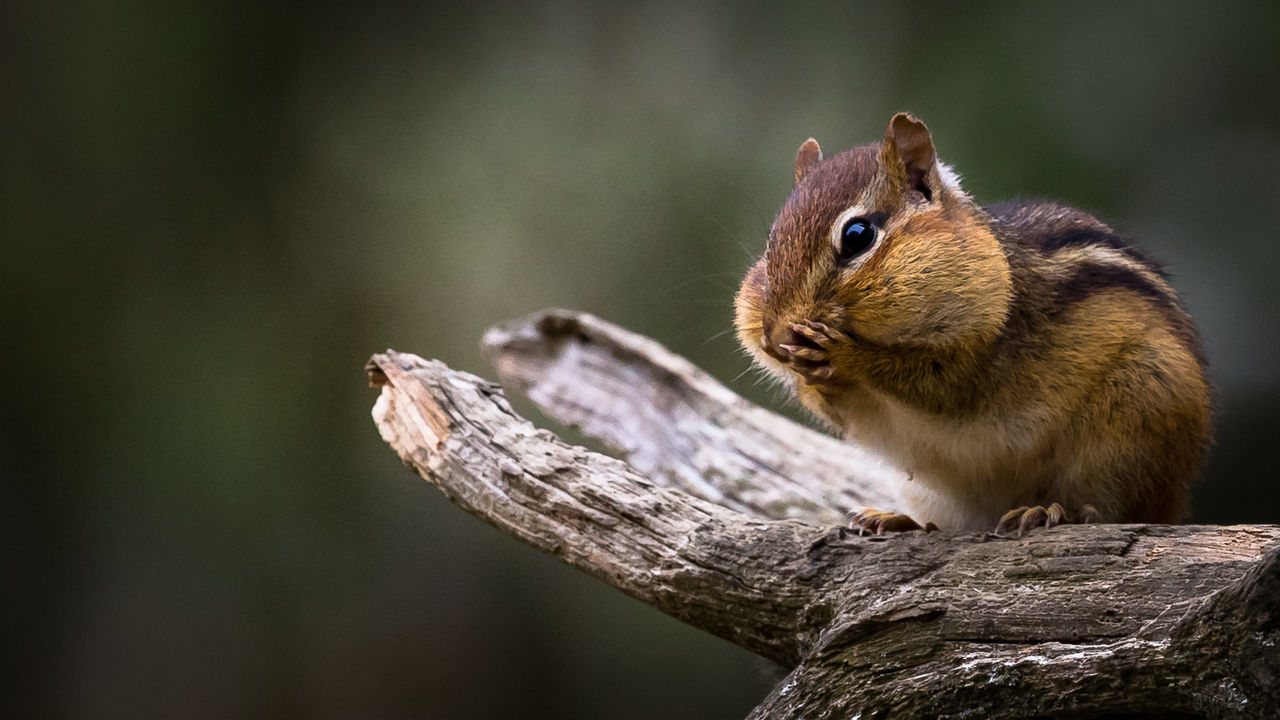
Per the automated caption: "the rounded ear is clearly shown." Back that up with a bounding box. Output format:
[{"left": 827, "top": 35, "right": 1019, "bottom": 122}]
[
  {"left": 793, "top": 138, "right": 823, "bottom": 186},
  {"left": 881, "top": 112, "right": 942, "bottom": 201}
]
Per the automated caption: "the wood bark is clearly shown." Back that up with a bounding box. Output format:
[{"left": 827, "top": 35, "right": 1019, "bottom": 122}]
[{"left": 367, "top": 308, "right": 1280, "bottom": 719}]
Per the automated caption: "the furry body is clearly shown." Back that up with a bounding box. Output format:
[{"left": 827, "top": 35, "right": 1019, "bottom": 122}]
[{"left": 734, "top": 114, "right": 1210, "bottom": 532}]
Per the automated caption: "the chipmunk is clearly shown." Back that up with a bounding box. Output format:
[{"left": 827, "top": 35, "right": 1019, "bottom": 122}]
[{"left": 734, "top": 112, "right": 1211, "bottom": 536}]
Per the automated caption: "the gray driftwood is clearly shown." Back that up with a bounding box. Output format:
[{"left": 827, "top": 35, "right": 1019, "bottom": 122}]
[{"left": 367, "top": 308, "right": 1280, "bottom": 719}]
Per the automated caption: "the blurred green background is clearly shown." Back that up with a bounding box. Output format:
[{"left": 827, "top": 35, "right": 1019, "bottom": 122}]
[{"left": 5, "top": 1, "right": 1279, "bottom": 717}]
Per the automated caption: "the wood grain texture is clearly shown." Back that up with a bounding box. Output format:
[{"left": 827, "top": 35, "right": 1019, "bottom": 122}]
[
  {"left": 368, "top": 313, "right": 1280, "bottom": 719},
  {"left": 481, "top": 308, "right": 899, "bottom": 523}
]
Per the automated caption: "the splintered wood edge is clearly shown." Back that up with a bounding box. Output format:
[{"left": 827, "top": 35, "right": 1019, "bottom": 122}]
[
  {"left": 367, "top": 350, "right": 450, "bottom": 456},
  {"left": 365, "top": 359, "right": 388, "bottom": 387}
]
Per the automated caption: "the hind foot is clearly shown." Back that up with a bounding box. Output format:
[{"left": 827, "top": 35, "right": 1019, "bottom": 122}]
[
  {"left": 995, "top": 503, "right": 1101, "bottom": 538},
  {"left": 849, "top": 508, "right": 938, "bottom": 536}
]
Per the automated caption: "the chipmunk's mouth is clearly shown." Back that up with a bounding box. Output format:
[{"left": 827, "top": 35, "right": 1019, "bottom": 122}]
[{"left": 761, "top": 324, "right": 811, "bottom": 362}]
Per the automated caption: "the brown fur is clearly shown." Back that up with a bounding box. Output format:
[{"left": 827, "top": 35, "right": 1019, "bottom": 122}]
[{"left": 735, "top": 113, "right": 1211, "bottom": 531}]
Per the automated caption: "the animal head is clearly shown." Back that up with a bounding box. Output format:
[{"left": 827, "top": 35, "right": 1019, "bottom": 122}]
[{"left": 735, "top": 112, "right": 1013, "bottom": 380}]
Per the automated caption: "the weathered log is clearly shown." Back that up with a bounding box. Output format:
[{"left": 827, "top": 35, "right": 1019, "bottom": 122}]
[
  {"left": 480, "top": 308, "right": 899, "bottom": 523},
  {"left": 367, "top": 311, "right": 1280, "bottom": 719},
  {"left": 368, "top": 350, "right": 817, "bottom": 663}
]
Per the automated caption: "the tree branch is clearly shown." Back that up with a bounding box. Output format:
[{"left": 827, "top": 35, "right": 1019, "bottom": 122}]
[
  {"left": 368, "top": 350, "right": 822, "bottom": 664},
  {"left": 481, "top": 308, "right": 899, "bottom": 523},
  {"left": 368, "top": 312, "right": 1280, "bottom": 719}
]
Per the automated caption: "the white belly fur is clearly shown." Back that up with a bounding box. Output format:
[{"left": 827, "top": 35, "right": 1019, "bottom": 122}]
[{"left": 831, "top": 389, "right": 1060, "bottom": 532}]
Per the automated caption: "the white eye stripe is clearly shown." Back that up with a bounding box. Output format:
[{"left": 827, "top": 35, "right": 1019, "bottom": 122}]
[{"left": 830, "top": 205, "right": 870, "bottom": 248}]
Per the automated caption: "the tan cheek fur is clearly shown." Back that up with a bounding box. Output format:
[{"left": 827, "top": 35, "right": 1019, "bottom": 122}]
[
  {"left": 734, "top": 258, "right": 792, "bottom": 385},
  {"left": 841, "top": 208, "right": 1012, "bottom": 347}
]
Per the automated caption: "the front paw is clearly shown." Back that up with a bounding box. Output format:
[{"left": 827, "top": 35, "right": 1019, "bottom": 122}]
[
  {"left": 762, "top": 321, "right": 849, "bottom": 386},
  {"left": 849, "top": 508, "right": 938, "bottom": 535}
]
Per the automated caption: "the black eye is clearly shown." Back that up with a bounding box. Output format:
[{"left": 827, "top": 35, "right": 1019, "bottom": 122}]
[{"left": 838, "top": 217, "right": 878, "bottom": 262}]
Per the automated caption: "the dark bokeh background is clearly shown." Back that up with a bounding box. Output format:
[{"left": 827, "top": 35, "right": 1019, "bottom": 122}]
[{"left": 5, "top": 1, "right": 1279, "bottom": 718}]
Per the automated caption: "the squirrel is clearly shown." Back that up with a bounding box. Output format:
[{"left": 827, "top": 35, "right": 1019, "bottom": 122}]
[{"left": 734, "top": 112, "right": 1211, "bottom": 536}]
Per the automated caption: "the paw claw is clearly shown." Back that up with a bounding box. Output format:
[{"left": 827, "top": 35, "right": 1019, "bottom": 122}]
[
  {"left": 760, "top": 320, "right": 851, "bottom": 387},
  {"left": 791, "top": 321, "right": 843, "bottom": 349},
  {"left": 1044, "top": 502, "right": 1066, "bottom": 529},
  {"left": 1077, "top": 504, "right": 1102, "bottom": 524},
  {"left": 848, "top": 508, "right": 926, "bottom": 535},
  {"left": 1018, "top": 506, "right": 1048, "bottom": 537},
  {"left": 779, "top": 344, "right": 828, "bottom": 362},
  {"left": 995, "top": 506, "right": 1029, "bottom": 535},
  {"left": 995, "top": 502, "right": 1102, "bottom": 536}
]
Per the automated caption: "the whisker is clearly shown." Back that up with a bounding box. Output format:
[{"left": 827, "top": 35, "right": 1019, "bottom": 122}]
[
  {"left": 661, "top": 272, "right": 743, "bottom": 293},
  {"left": 715, "top": 176, "right": 776, "bottom": 238},
  {"left": 702, "top": 329, "right": 735, "bottom": 344},
  {"left": 691, "top": 204, "right": 761, "bottom": 263}
]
